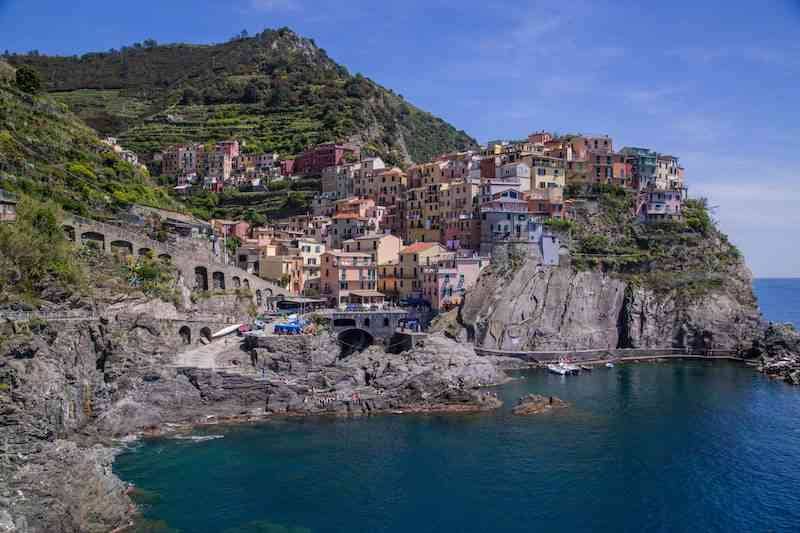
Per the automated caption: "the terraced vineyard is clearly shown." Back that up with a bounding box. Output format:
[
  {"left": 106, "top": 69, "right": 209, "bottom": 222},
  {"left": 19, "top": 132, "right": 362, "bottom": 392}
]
[{"left": 9, "top": 28, "right": 478, "bottom": 164}]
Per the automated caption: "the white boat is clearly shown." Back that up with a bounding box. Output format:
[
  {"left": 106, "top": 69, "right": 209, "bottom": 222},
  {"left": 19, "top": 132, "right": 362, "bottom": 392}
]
[
  {"left": 605, "top": 362, "right": 615, "bottom": 368},
  {"left": 211, "top": 323, "right": 243, "bottom": 338},
  {"left": 547, "top": 362, "right": 579, "bottom": 375}
]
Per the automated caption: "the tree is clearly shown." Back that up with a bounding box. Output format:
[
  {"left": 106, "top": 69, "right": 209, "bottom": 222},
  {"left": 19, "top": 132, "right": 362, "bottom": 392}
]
[
  {"left": 143, "top": 39, "right": 158, "bottom": 48},
  {"left": 0, "top": 197, "right": 83, "bottom": 298},
  {"left": 244, "top": 208, "right": 266, "bottom": 228},
  {"left": 225, "top": 235, "right": 241, "bottom": 256},
  {"left": 15, "top": 65, "right": 41, "bottom": 94}
]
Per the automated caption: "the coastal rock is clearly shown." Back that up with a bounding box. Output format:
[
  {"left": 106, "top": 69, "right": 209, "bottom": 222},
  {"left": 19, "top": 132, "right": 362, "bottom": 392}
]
[
  {"left": 752, "top": 323, "right": 800, "bottom": 384},
  {"left": 512, "top": 394, "right": 568, "bottom": 415},
  {"left": 2, "top": 441, "right": 130, "bottom": 533},
  {"left": 460, "top": 261, "right": 762, "bottom": 354}
]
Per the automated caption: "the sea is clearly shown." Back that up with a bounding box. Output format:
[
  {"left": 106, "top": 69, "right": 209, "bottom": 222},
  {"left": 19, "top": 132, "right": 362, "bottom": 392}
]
[{"left": 114, "top": 279, "right": 800, "bottom": 533}]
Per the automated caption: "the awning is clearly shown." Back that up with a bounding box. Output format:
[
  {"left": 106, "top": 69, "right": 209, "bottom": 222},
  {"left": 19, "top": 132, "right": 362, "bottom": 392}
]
[
  {"left": 281, "top": 297, "right": 327, "bottom": 304},
  {"left": 350, "top": 290, "right": 385, "bottom": 298}
]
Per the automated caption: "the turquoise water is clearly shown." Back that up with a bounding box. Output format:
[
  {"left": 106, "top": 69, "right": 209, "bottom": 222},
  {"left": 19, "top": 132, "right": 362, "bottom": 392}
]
[{"left": 115, "top": 280, "right": 800, "bottom": 533}]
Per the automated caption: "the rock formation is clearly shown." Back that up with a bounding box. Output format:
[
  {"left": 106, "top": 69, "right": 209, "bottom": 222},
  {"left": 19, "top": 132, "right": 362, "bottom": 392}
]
[
  {"left": 511, "top": 394, "right": 569, "bottom": 415},
  {"left": 460, "top": 260, "right": 762, "bottom": 354}
]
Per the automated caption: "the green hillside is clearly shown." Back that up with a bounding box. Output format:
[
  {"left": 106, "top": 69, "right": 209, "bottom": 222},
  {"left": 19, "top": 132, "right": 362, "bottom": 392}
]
[
  {"left": 7, "top": 28, "right": 478, "bottom": 165},
  {"left": 0, "top": 61, "right": 179, "bottom": 218}
]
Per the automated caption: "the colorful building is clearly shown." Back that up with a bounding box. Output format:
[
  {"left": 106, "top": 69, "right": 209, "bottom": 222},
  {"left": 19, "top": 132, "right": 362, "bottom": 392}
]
[
  {"left": 397, "top": 242, "right": 449, "bottom": 300},
  {"left": 320, "top": 250, "right": 378, "bottom": 306}
]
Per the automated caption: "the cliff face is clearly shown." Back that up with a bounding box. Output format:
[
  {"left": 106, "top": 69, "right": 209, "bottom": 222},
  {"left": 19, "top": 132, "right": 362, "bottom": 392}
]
[{"left": 460, "top": 258, "right": 762, "bottom": 354}]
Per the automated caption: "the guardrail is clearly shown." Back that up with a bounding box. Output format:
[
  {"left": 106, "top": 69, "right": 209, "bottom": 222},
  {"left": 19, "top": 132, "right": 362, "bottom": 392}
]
[
  {"left": 473, "top": 346, "right": 741, "bottom": 362},
  {"left": 0, "top": 311, "right": 241, "bottom": 325},
  {"left": 0, "top": 311, "right": 100, "bottom": 322}
]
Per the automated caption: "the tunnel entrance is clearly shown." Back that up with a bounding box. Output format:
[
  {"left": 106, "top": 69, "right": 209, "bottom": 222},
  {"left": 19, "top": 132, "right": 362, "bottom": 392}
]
[
  {"left": 337, "top": 328, "right": 374, "bottom": 358},
  {"left": 179, "top": 326, "right": 191, "bottom": 345},
  {"left": 200, "top": 327, "right": 212, "bottom": 344}
]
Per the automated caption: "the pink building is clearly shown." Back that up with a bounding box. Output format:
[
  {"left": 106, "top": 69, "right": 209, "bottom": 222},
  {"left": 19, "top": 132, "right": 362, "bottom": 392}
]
[
  {"left": 637, "top": 189, "right": 685, "bottom": 222},
  {"left": 421, "top": 255, "right": 489, "bottom": 311},
  {"left": 528, "top": 131, "right": 553, "bottom": 145},
  {"left": 320, "top": 250, "right": 379, "bottom": 306},
  {"left": 212, "top": 219, "right": 251, "bottom": 240}
]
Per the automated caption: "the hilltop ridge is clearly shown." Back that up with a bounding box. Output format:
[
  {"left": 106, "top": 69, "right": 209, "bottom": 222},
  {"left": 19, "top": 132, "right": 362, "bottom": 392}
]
[{"left": 6, "top": 28, "right": 478, "bottom": 165}]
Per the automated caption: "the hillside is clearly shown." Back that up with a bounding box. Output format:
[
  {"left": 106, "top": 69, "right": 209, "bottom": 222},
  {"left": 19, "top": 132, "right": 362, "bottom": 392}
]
[
  {"left": 6, "top": 28, "right": 478, "bottom": 165},
  {"left": 0, "top": 61, "right": 179, "bottom": 217}
]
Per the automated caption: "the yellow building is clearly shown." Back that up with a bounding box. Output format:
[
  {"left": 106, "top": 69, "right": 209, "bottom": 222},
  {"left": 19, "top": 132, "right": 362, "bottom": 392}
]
[
  {"left": 526, "top": 155, "right": 566, "bottom": 190},
  {"left": 259, "top": 255, "right": 303, "bottom": 293},
  {"left": 342, "top": 234, "right": 401, "bottom": 266},
  {"left": 377, "top": 261, "right": 400, "bottom": 300},
  {"left": 397, "top": 242, "right": 450, "bottom": 299}
]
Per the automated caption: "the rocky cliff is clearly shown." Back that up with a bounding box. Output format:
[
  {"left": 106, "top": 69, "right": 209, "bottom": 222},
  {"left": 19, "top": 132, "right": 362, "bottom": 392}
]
[
  {"left": 459, "top": 189, "right": 765, "bottom": 355},
  {"left": 460, "top": 260, "right": 762, "bottom": 354}
]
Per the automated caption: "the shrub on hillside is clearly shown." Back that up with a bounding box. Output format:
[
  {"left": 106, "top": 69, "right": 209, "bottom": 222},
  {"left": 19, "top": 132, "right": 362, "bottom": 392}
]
[
  {"left": 0, "top": 197, "right": 83, "bottom": 302},
  {"left": 15, "top": 65, "right": 41, "bottom": 94}
]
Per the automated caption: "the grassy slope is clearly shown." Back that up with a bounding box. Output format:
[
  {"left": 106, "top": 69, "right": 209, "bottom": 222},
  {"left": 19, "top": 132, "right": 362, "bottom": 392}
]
[
  {"left": 7, "top": 28, "right": 478, "bottom": 164},
  {"left": 0, "top": 68, "right": 180, "bottom": 218},
  {"left": 562, "top": 184, "right": 751, "bottom": 305}
]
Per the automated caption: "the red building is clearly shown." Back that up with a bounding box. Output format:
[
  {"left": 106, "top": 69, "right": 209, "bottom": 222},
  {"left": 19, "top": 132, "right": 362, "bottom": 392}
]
[
  {"left": 294, "top": 143, "right": 360, "bottom": 176},
  {"left": 280, "top": 159, "right": 295, "bottom": 177}
]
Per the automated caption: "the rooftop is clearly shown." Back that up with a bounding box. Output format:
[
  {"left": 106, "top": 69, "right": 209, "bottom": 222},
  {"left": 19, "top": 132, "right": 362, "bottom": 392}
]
[{"left": 401, "top": 242, "right": 444, "bottom": 255}]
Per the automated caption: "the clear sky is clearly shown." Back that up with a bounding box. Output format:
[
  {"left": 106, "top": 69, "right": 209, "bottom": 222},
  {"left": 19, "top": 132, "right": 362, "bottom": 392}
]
[{"left": 2, "top": 0, "right": 799, "bottom": 277}]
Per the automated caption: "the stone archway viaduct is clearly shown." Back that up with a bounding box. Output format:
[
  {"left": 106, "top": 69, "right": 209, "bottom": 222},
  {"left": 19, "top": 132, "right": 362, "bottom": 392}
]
[{"left": 63, "top": 215, "right": 294, "bottom": 309}]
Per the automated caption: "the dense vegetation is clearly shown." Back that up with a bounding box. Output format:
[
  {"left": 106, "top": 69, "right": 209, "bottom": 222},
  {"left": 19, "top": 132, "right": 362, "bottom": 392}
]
[
  {"left": 7, "top": 28, "right": 478, "bottom": 165},
  {"left": 0, "top": 197, "right": 83, "bottom": 303},
  {"left": 0, "top": 63, "right": 180, "bottom": 218},
  {"left": 0, "top": 196, "right": 182, "bottom": 307},
  {"left": 561, "top": 183, "right": 745, "bottom": 301}
]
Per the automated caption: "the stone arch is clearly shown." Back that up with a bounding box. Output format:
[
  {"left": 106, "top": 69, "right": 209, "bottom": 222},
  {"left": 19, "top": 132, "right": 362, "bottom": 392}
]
[
  {"left": 212, "top": 271, "right": 226, "bottom": 290},
  {"left": 337, "top": 328, "right": 374, "bottom": 358},
  {"left": 194, "top": 266, "right": 209, "bottom": 291},
  {"left": 232, "top": 276, "right": 241, "bottom": 289},
  {"left": 63, "top": 225, "right": 76, "bottom": 242},
  {"left": 138, "top": 247, "right": 153, "bottom": 257},
  {"left": 81, "top": 231, "right": 105, "bottom": 250},
  {"left": 200, "top": 327, "right": 212, "bottom": 344},
  {"left": 243, "top": 278, "right": 251, "bottom": 289},
  {"left": 179, "top": 326, "right": 191, "bottom": 345},
  {"left": 110, "top": 240, "right": 133, "bottom": 256}
]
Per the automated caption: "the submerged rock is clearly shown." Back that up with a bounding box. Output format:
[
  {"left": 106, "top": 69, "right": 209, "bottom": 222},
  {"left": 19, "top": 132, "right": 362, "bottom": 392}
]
[{"left": 511, "top": 394, "right": 568, "bottom": 415}]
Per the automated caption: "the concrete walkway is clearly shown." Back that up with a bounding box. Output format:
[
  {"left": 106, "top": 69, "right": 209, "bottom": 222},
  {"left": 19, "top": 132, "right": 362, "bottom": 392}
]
[{"left": 172, "top": 337, "right": 241, "bottom": 369}]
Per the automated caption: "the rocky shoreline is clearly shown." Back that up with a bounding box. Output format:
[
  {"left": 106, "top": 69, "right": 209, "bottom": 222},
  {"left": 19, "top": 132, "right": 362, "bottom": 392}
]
[
  {"left": 0, "top": 306, "right": 521, "bottom": 532},
  {"left": 2, "top": 284, "right": 799, "bottom": 531}
]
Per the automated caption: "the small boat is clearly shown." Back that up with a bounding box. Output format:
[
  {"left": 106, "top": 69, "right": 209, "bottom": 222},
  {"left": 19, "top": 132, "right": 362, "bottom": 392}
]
[
  {"left": 605, "top": 362, "right": 615, "bottom": 368},
  {"left": 547, "top": 361, "right": 580, "bottom": 375},
  {"left": 212, "top": 323, "right": 243, "bottom": 338},
  {"left": 547, "top": 363, "right": 568, "bottom": 375},
  {"left": 579, "top": 365, "right": 593, "bottom": 372}
]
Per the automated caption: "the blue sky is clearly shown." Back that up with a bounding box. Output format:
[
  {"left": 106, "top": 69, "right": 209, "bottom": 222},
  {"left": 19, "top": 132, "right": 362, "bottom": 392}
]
[{"left": 2, "top": 0, "right": 799, "bottom": 277}]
